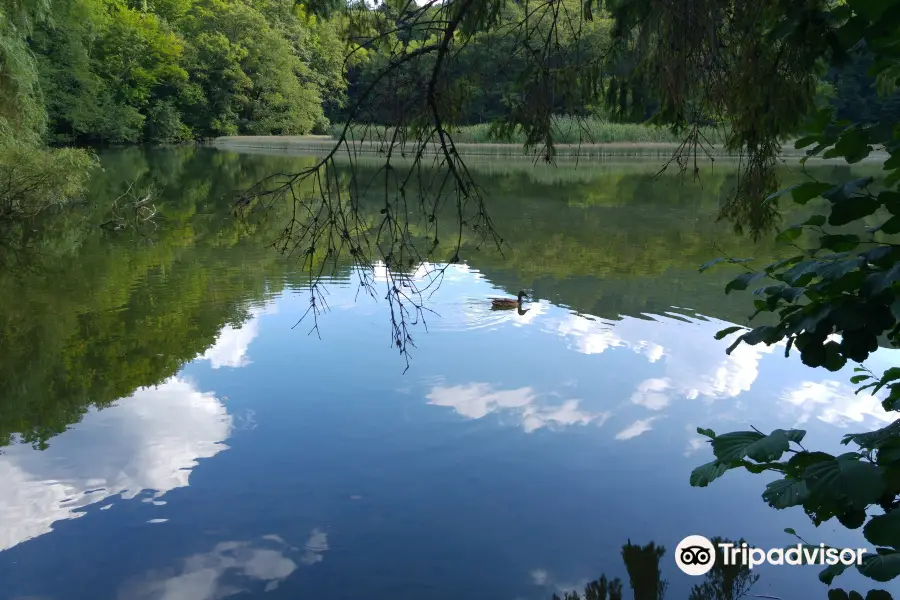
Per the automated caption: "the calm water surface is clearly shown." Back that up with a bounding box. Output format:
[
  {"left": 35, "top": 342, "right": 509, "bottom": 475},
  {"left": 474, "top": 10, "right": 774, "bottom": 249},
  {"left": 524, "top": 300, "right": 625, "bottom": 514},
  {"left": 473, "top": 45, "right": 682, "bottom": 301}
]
[{"left": 0, "top": 148, "right": 893, "bottom": 599}]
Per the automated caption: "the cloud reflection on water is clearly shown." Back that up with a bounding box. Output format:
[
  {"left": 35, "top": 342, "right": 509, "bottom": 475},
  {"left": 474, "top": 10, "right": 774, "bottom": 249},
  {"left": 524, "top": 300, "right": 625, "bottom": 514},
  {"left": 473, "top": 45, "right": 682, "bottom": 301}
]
[
  {"left": 553, "top": 311, "right": 774, "bottom": 402},
  {"left": 417, "top": 264, "right": 898, "bottom": 444},
  {"left": 117, "top": 531, "right": 326, "bottom": 600},
  {"left": 614, "top": 417, "right": 661, "bottom": 440},
  {"left": 426, "top": 383, "right": 607, "bottom": 433},
  {"left": 780, "top": 380, "right": 892, "bottom": 428},
  {"left": 0, "top": 377, "right": 231, "bottom": 552},
  {"left": 200, "top": 303, "right": 278, "bottom": 369}
]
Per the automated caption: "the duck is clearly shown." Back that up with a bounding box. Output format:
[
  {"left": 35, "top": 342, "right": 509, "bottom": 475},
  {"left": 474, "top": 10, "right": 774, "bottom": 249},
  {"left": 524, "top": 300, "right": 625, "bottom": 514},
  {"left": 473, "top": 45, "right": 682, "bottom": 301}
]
[{"left": 491, "top": 290, "right": 529, "bottom": 310}]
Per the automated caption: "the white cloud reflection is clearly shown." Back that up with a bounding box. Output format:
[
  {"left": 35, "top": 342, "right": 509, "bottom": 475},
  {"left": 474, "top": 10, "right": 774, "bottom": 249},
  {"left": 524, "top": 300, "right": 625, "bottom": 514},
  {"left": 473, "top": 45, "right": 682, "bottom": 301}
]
[
  {"left": 200, "top": 304, "right": 277, "bottom": 369},
  {"left": 372, "top": 264, "right": 899, "bottom": 446},
  {"left": 684, "top": 437, "right": 708, "bottom": 456},
  {"left": 630, "top": 378, "right": 672, "bottom": 411},
  {"left": 554, "top": 312, "right": 773, "bottom": 402},
  {"left": 615, "top": 417, "right": 662, "bottom": 440},
  {"left": 299, "top": 528, "right": 330, "bottom": 565},
  {"left": 780, "top": 380, "right": 893, "bottom": 428},
  {"left": 426, "top": 383, "right": 606, "bottom": 433},
  {"left": 117, "top": 532, "right": 324, "bottom": 600},
  {"left": 530, "top": 569, "right": 549, "bottom": 585},
  {"left": 373, "top": 261, "right": 485, "bottom": 286},
  {"left": 0, "top": 377, "right": 232, "bottom": 552}
]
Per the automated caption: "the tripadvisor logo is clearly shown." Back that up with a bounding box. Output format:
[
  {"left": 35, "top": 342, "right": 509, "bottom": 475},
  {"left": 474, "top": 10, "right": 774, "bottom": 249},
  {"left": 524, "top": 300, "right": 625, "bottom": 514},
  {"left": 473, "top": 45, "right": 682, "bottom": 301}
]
[{"left": 675, "top": 535, "right": 869, "bottom": 576}]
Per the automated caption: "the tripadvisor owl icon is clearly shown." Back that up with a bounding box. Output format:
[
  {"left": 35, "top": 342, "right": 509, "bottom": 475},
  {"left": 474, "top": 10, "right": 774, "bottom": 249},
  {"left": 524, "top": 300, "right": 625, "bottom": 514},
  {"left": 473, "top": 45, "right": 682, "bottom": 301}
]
[{"left": 675, "top": 535, "right": 716, "bottom": 576}]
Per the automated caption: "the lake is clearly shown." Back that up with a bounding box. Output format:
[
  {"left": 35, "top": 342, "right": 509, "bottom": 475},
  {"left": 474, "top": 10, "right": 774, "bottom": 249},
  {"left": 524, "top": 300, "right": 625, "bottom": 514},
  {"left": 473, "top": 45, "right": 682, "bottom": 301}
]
[{"left": 0, "top": 147, "right": 892, "bottom": 600}]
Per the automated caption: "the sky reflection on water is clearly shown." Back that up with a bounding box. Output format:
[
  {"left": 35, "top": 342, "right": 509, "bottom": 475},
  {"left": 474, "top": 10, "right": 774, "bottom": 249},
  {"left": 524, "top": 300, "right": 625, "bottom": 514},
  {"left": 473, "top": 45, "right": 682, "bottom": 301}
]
[{"left": 1, "top": 262, "right": 894, "bottom": 600}]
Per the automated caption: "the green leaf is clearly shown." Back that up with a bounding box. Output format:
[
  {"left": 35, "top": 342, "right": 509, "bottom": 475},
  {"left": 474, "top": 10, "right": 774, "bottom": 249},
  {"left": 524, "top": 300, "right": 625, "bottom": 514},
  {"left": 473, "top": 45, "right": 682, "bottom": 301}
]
[
  {"left": 866, "top": 245, "right": 895, "bottom": 265},
  {"left": 794, "top": 136, "right": 819, "bottom": 150},
  {"left": 864, "top": 263, "right": 900, "bottom": 296},
  {"left": 690, "top": 460, "right": 729, "bottom": 487},
  {"left": 877, "top": 369, "right": 900, "bottom": 391},
  {"left": 838, "top": 508, "right": 868, "bottom": 529},
  {"left": 843, "top": 421, "right": 900, "bottom": 449},
  {"left": 784, "top": 527, "right": 797, "bottom": 535},
  {"left": 858, "top": 551, "right": 900, "bottom": 582},
  {"left": 805, "top": 455, "right": 886, "bottom": 510},
  {"left": 712, "top": 429, "right": 802, "bottom": 463},
  {"left": 712, "top": 431, "right": 764, "bottom": 461},
  {"left": 784, "top": 259, "right": 827, "bottom": 285},
  {"left": 699, "top": 257, "right": 725, "bottom": 272},
  {"left": 876, "top": 439, "right": 900, "bottom": 464},
  {"left": 882, "top": 191, "right": 900, "bottom": 216},
  {"left": 824, "top": 128, "right": 872, "bottom": 163},
  {"left": 784, "top": 430, "right": 807, "bottom": 444},
  {"left": 714, "top": 326, "right": 745, "bottom": 340},
  {"left": 725, "top": 272, "right": 765, "bottom": 293},
  {"left": 697, "top": 427, "right": 716, "bottom": 439},
  {"left": 776, "top": 226, "right": 803, "bottom": 242},
  {"left": 864, "top": 511, "right": 900, "bottom": 548},
  {"left": 829, "top": 197, "right": 880, "bottom": 226},
  {"left": 851, "top": 374, "right": 871, "bottom": 384},
  {"left": 825, "top": 341, "right": 848, "bottom": 371},
  {"left": 821, "top": 564, "right": 853, "bottom": 586},
  {"left": 823, "top": 177, "right": 874, "bottom": 202},
  {"left": 883, "top": 387, "right": 900, "bottom": 412},
  {"left": 765, "top": 185, "right": 799, "bottom": 203},
  {"left": 775, "top": 286, "right": 805, "bottom": 302},
  {"left": 765, "top": 255, "right": 804, "bottom": 274},
  {"left": 820, "top": 258, "right": 863, "bottom": 282},
  {"left": 741, "top": 325, "right": 782, "bottom": 345},
  {"left": 763, "top": 478, "right": 810, "bottom": 508},
  {"left": 820, "top": 234, "right": 861, "bottom": 252},
  {"left": 865, "top": 590, "right": 894, "bottom": 600},
  {"left": 881, "top": 216, "right": 900, "bottom": 235},
  {"left": 792, "top": 182, "right": 833, "bottom": 204},
  {"left": 803, "top": 214, "right": 827, "bottom": 227},
  {"left": 787, "top": 451, "right": 834, "bottom": 477}
]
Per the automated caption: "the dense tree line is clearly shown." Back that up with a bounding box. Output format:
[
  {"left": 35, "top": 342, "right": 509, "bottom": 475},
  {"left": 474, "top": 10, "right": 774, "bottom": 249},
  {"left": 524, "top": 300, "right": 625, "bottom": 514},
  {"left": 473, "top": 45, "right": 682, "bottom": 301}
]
[
  {"left": 0, "top": 0, "right": 345, "bottom": 221},
  {"left": 3, "top": 0, "right": 897, "bottom": 148},
  {"left": 29, "top": 0, "right": 345, "bottom": 144}
]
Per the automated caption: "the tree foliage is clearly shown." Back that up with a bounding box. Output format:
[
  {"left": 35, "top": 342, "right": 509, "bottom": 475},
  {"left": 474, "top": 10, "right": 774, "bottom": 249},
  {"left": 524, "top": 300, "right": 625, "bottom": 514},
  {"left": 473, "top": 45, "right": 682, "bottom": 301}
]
[
  {"left": 681, "top": 0, "right": 900, "bottom": 593},
  {"left": 0, "top": 0, "right": 97, "bottom": 216},
  {"left": 18, "top": 0, "right": 345, "bottom": 144}
]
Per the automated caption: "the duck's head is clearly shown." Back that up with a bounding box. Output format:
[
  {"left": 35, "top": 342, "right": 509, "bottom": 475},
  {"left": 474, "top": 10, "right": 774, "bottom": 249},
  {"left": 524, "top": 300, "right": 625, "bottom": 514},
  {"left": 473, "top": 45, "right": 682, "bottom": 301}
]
[{"left": 517, "top": 290, "right": 530, "bottom": 302}]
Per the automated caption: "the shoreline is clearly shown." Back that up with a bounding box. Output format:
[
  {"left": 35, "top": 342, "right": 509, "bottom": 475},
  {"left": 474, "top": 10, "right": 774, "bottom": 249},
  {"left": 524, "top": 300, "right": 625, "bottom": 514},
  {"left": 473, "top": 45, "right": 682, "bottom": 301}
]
[{"left": 209, "top": 135, "right": 887, "bottom": 162}]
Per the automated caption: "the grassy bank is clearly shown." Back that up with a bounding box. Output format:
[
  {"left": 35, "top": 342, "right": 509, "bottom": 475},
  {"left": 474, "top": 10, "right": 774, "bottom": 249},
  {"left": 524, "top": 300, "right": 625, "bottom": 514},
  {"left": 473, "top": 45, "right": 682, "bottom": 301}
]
[
  {"left": 211, "top": 117, "right": 890, "bottom": 160},
  {"left": 212, "top": 135, "right": 702, "bottom": 158},
  {"left": 329, "top": 118, "right": 728, "bottom": 145},
  {"left": 210, "top": 117, "right": 823, "bottom": 159}
]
